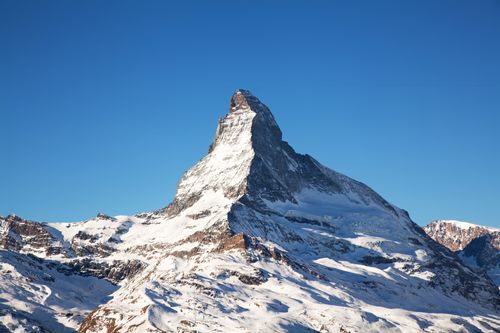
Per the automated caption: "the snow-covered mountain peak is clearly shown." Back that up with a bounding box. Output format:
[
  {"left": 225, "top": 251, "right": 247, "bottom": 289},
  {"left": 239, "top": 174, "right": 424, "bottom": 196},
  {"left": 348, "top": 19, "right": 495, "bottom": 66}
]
[
  {"left": 2, "top": 90, "right": 500, "bottom": 332},
  {"left": 163, "top": 90, "right": 396, "bottom": 218},
  {"left": 225, "top": 89, "right": 282, "bottom": 148},
  {"left": 162, "top": 90, "right": 265, "bottom": 216}
]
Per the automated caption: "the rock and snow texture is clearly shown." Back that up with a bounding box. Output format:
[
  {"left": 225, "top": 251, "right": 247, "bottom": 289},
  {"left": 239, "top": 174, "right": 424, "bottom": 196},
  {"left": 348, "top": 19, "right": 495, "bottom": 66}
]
[
  {"left": 425, "top": 220, "right": 500, "bottom": 287},
  {"left": 424, "top": 220, "right": 499, "bottom": 251},
  {"left": 0, "top": 250, "right": 117, "bottom": 332},
  {"left": 1, "top": 90, "right": 500, "bottom": 332}
]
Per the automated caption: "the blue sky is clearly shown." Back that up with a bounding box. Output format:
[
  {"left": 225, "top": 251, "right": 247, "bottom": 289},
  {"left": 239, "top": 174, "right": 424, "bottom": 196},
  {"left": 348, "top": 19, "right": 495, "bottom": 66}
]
[{"left": 1, "top": 1, "right": 499, "bottom": 227}]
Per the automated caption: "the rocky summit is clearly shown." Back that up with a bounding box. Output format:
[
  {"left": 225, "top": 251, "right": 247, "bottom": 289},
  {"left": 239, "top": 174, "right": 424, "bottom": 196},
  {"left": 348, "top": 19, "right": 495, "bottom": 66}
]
[{"left": 1, "top": 90, "right": 499, "bottom": 332}]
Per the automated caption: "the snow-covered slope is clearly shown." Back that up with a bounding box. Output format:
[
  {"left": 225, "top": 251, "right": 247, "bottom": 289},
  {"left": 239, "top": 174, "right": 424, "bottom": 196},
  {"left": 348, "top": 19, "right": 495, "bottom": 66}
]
[
  {"left": 0, "top": 249, "right": 117, "bottom": 332},
  {"left": 425, "top": 220, "right": 500, "bottom": 287},
  {"left": 1, "top": 90, "right": 499, "bottom": 333}
]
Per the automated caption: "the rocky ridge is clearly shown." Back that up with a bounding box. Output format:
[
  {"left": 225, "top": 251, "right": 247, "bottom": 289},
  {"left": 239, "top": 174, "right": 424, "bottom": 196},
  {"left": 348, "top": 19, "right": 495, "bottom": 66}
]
[{"left": 424, "top": 220, "right": 500, "bottom": 287}]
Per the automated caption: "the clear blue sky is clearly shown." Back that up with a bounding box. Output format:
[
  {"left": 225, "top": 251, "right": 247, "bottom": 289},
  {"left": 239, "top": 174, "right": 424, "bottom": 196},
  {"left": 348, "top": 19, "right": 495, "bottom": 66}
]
[{"left": 1, "top": 1, "right": 499, "bottom": 227}]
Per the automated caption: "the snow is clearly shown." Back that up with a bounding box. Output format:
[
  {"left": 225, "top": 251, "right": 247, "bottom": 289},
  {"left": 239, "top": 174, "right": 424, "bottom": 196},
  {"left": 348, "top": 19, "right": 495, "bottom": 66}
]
[
  {"left": 119, "top": 190, "right": 232, "bottom": 249},
  {"left": 174, "top": 106, "right": 256, "bottom": 203},
  {"left": 80, "top": 249, "right": 499, "bottom": 333},
  {"left": 0, "top": 250, "right": 117, "bottom": 332},
  {"left": 435, "top": 219, "right": 500, "bottom": 232}
]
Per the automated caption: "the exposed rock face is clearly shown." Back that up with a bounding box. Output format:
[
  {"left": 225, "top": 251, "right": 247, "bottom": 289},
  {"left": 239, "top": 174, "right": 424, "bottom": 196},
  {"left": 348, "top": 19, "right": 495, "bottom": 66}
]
[
  {"left": 1, "top": 90, "right": 499, "bottom": 333},
  {"left": 424, "top": 220, "right": 498, "bottom": 251},
  {"left": 56, "top": 258, "right": 146, "bottom": 283},
  {"left": 0, "top": 214, "right": 148, "bottom": 331},
  {"left": 424, "top": 220, "right": 500, "bottom": 286},
  {"left": 0, "top": 213, "right": 135, "bottom": 260},
  {"left": 463, "top": 234, "right": 500, "bottom": 265},
  {"left": 0, "top": 215, "right": 66, "bottom": 256}
]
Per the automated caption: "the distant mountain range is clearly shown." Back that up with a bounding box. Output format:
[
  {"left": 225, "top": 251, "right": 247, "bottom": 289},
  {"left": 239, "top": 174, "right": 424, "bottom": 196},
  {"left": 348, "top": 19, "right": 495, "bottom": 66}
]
[
  {"left": 424, "top": 220, "right": 499, "bottom": 287},
  {"left": 1, "top": 90, "right": 498, "bottom": 332}
]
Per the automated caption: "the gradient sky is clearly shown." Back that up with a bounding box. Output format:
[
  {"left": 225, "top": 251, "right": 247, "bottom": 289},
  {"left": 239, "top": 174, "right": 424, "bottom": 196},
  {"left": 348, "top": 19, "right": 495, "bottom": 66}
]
[{"left": 1, "top": 1, "right": 499, "bottom": 228}]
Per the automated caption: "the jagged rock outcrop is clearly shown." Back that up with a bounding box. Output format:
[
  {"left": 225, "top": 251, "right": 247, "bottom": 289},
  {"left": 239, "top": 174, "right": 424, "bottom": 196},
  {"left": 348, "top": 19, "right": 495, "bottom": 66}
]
[
  {"left": 0, "top": 215, "right": 66, "bottom": 256},
  {"left": 424, "top": 220, "right": 498, "bottom": 251},
  {"left": 424, "top": 220, "right": 500, "bottom": 287},
  {"left": 463, "top": 233, "right": 500, "bottom": 266}
]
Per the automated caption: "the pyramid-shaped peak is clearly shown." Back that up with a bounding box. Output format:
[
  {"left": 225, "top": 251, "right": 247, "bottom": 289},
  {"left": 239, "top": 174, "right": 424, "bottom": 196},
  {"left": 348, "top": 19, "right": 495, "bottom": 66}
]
[
  {"left": 164, "top": 89, "right": 283, "bottom": 216},
  {"left": 222, "top": 90, "right": 283, "bottom": 150},
  {"left": 206, "top": 89, "right": 282, "bottom": 153}
]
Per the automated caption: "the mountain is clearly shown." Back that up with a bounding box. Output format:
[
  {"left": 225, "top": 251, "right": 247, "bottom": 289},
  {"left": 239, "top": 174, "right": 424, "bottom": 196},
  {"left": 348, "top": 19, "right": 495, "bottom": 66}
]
[
  {"left": 424, "top": 220, "right": 499, "bottom": 251},
  {"left": 424, "top": 220, "right": 500, "bottom": 287},
  {"left": 1, "top": 90, "right": 499, "bottom": 333}
]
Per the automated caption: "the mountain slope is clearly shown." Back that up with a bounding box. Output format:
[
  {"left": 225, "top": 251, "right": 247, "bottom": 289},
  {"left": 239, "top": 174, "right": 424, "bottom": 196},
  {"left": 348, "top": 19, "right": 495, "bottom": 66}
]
[
  {"left": 0, "top": 249, "right": 117, "bottom": 332},
  {"left": 425, "top": 220, "right": 500, "bottom": 287},
  {"left": 1, "top": 90, "right": 499, "bottom": 333}
]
